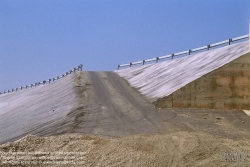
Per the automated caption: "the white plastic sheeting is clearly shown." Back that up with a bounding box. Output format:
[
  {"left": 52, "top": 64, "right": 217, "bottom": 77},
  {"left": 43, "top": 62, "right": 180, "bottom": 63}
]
[{"left": 115, "top": 41, "right": 249, "bottom": 102}]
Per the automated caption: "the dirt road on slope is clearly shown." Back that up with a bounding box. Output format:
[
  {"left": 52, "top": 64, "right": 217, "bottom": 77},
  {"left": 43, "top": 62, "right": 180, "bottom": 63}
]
[{"left": 67, "top": 71, "right": 169, "bottom": 136}]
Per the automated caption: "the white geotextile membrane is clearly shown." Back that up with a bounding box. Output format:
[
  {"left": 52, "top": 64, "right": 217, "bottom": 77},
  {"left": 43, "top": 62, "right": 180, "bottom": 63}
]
[{"left": 115, "top": 41, "right": 249, "bottom": 102}]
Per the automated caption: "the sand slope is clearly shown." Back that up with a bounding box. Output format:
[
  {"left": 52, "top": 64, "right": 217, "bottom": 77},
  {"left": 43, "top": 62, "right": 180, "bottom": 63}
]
[
  {"left": 1, "top": 71, "right": 250, "bottom": 166},
  {"left": 1, "top": 72, "right": 250, "bottom": 145}
]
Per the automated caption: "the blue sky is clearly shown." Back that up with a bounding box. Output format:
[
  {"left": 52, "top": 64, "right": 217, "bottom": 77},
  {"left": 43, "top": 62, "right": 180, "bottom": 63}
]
[{"left": 0, "top": 0, "right": 250, "bottom": 92}]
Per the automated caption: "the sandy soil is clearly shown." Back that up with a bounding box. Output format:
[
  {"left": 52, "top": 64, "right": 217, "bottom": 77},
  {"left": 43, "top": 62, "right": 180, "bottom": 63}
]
[{"left": 0, "top": 132, "right": 249, "bottom": 167}]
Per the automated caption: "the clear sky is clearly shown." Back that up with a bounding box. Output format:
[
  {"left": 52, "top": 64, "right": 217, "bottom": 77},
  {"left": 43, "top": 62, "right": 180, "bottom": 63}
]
[{"left": 0, "top": 0, "right": 250, "bottom": 92}]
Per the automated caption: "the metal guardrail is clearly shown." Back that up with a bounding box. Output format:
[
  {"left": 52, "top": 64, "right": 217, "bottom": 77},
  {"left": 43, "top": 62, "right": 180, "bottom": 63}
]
[
  {"left": 0, "top": 64, "right": 83, "bottom": 95},
  {"left": 117, "top": 34, "right": 249, "bottom": 70}
]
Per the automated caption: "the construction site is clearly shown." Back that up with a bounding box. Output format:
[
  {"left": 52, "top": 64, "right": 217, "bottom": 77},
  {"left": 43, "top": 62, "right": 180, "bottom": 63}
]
[{"left": 1, "top": 24, "right": 250, "bottom": 166}]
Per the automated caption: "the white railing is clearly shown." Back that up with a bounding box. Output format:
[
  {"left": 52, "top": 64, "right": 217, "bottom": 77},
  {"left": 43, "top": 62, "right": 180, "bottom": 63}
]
[
  {"left": 117, "top": 34, "right": 249, "bottom": 70},
  {"left": 0, "top": 64, "right": 83, "bottom": 95}
]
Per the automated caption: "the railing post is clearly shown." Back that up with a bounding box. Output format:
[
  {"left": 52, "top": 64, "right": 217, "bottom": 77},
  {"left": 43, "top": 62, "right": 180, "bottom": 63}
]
[
  {"left": 188, "top": 50, "right": 192, "bottom": 55},
  {"left": 207, "top": 45, "right": 210, "bottom": 50},
  {"left": 156, "top": 57, "right": 159, "bottom": 63},
  {"left": 171, "top": 54, "right": 174, "bottom": 59},
  {"left": 143, "top": 60, "right": 145, "bottom": 65},
  {"left": 130, "top": 63, "right": 132, "bottom": 67},
  {"left": 229, "top": 38, "right": 232, "bottom": 45},
  {"left": 78, "top": 64, "right": 82, "bottom": 71},
  {"left": 117, "top": 65, "right": 120, "bottom": 70}
]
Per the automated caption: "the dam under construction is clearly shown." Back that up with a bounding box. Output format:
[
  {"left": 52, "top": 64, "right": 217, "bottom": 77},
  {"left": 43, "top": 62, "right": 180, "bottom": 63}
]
[{"left": 1, "top": 31, "right": 250, "bottom": 166}]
